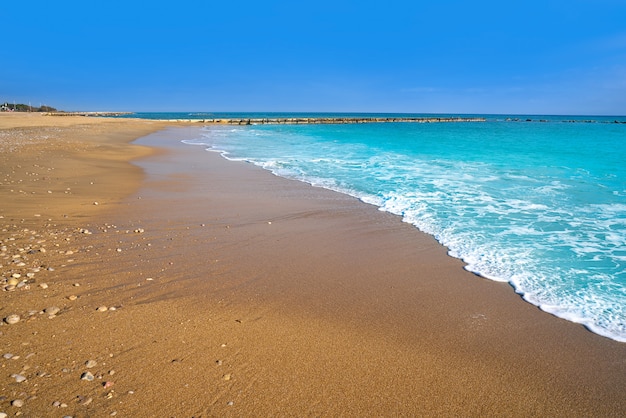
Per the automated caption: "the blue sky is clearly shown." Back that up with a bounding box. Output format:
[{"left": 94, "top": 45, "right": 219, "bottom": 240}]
[{"left": 2, "top": 0, "right": 626, "bottom": 114}]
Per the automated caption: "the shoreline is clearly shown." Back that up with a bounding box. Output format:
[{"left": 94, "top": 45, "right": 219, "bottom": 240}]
[
  {"left": 1, "top": 115, "right": 625, "bottom": 416},
  {"left": 127, "top": 127, "right": 625, "bottom": 415}
]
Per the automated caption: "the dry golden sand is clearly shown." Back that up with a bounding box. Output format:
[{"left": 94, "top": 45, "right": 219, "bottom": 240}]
[{"left": 1, "top": 113, "right": 625, "bottom": 417}]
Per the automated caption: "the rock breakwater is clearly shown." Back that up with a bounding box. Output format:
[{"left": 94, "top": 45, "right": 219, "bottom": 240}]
[{"left": 170, "top": 116, "right": 486, "bottom": 125}]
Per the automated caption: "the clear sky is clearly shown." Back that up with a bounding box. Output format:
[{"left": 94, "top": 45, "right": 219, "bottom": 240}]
[{"left": 2, "top": 0, "right": 626, "bottom": 115}]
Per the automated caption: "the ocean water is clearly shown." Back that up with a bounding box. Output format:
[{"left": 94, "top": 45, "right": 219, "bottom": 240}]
[{"left": 178, "top": 114, "right": 626, "bottom": 342}]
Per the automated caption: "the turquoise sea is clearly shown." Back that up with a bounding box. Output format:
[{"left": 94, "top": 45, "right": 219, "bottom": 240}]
[{"left": 126, "top": 113, "right": 626, "bottom": 342}]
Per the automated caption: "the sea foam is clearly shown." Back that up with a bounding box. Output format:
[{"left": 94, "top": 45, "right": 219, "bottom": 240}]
[{"left": 184, "top": 117, "right": 626, "bottom": 342}]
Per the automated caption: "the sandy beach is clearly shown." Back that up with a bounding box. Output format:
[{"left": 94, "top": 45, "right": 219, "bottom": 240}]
[{"left": 1, "top": 113, "right": 625, "bottom": 417}]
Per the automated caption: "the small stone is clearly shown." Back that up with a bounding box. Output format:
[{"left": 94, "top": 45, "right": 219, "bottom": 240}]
[
  {"left": 93, "top": 201, "right": 99, "bottom": 205},
  {"left": 96, "top": 306, "right": 108, "bottom": 312},
  {"left": 11, "top": 399, "right": 23, "bottom": 407},
  {"left": 81, "top": 371, "right": 94, "bottom": 381},
  {"left": 44, "top": 306, "right": 60, "bottom": 316},
  {"left": 11, "top": 273, "right": 21, "bottom": 279},
  {"left": 103, "top": 381, "right": 114, "bottom": 389},
  {"left": 227, "top": 401, "right": 234, "bottom": 406},
  {"left": 52, "top": 401, "right": 61, "bottom": 407},
  {"left": 4, "top": 314, "right": 20, "bottom": 325},
  {"left": 222, "top": 374, "right": 232, "bottom": 381},
  {"left": 39, "top": 283, "right": 48, "bottom": 289},
  {"left": 7, "top": 277, "right": 19, "bottom": 286},
  {"left": 0, "top": 412, "right": 8, "bottom": 418},
  {"left": 68, "top": 295, "right": 78, "bottom": 301},
  {"left": 12, "top": 374, "right": 26, "bottom": 383},
  {"left": 85, "top": 359, "right": 97, "bottom": 368},
  {"left": 3, "top": 353, "right": 13, "bottom": 359},
  {"left": 79, "top": 397, "right": 92, "bottom": 406}
]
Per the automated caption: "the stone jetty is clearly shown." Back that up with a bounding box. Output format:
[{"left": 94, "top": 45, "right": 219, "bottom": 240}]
[
  {"left": 42, "top": 113, "right": 486, "bottom": 124},
  {"left": 161, "top": 116, "right": 486, "bottom": 125}
]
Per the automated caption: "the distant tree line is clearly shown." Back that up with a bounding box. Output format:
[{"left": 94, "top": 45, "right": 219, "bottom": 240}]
[{"left": 1, "top": 102, "right": 58, "bottom": 112}]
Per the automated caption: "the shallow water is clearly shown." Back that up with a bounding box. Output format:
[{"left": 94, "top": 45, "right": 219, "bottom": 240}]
[{"left": 176, "top": 114, "right": 626, "bottom": 342}]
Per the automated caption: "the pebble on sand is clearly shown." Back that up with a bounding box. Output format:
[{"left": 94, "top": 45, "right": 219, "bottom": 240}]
[
  {"left": 85, "top": 359, "right": 97, "bottom": 368},
  {"left": 11, "top": 399, "right": 23, "bottom": 407},
  {"left": 3, "top": 314, "right": 20, "bottom": 325},
  {"left": 44, "top": 306, "right": 61, "bottom": 316},
  {"left": 79, "top": 397, "right": 93, "bottom": 406},
  {"left": 12, "top": 374, "right": 26, "bottom": 383},
  {"left": 96, "top": 306, "right": 108, "bottom": 312},
  {"left": 81, "top": 371, "right": 95, "bottom": 381}
]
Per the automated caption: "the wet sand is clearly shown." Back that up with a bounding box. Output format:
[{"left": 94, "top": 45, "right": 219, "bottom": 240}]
[{"left": 1, "top": 114, "right": 625, "bottom": 417}]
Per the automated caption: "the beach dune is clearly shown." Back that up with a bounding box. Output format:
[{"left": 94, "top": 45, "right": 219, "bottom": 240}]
[{"left": 0, "top": 114, "right": 624, "bottom": 416}]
